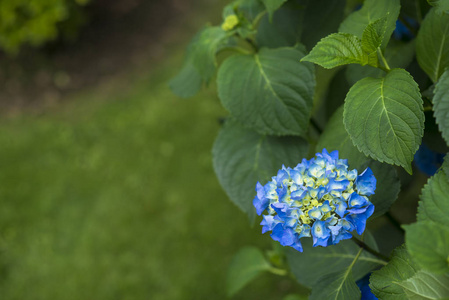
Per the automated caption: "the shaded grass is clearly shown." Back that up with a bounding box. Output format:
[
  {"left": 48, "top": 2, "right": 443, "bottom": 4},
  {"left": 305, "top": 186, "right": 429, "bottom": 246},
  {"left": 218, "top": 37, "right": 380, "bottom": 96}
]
[{"left": 0, "top": 54, "right": 303, "bottom": 299}]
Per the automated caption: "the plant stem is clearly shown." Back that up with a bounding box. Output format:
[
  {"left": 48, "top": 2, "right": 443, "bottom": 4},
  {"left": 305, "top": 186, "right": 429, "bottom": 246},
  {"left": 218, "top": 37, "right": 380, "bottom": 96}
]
[
  {"left": 377, "top": 48, "right": 391, "bottom": 72},
  {"left": 386, "top": 212, "right": 405, "bottom": 234},
  {"left": 245, "top": 38, "right": 258, "bottom": 52},
  {"left": 351, "top": 236, "right": 390, "bottom": 262}
]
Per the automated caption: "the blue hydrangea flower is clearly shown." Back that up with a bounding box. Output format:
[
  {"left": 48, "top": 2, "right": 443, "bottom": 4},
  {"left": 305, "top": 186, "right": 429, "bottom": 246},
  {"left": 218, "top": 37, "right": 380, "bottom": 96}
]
[
  {"left": 356, "top": 273, "right": 378, "bottom": 300},
  {"left": 253, "top": 149, "right": 376, "bottom": 252},
  {"left": 414, "top": 143, "right": 445, "bottom": 176}
]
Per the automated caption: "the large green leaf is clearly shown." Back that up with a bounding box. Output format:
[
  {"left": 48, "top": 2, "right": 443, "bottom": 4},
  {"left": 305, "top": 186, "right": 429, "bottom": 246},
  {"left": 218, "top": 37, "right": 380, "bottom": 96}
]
[
  {"left": 286, "top": 234, "right": 384, "bottom": 288},
  {"left": 334, "top": 243, "right": 449, "bottom": 300},
  {"left": 301, "top": 33, "right": 369, "bottom": 69},
  {"left": 309, "top": 269, "right": 361, "bottom": 300},
  {"left": 317, "top": 107, "right": 400, "bottom": 218},
  {"left": 212, "top": 120, "right": 308, "bottom": 221},
  {"left": 346, "top": 40, "right": 415, "bottom": 86},
  {"left": 261, "top": 0, "right": 287, "bottom": 19},
  {"left": 301, "top": 0, "right": 346, "bottom": 51},
  {"left": 418, "top": 169, "right": 449, "bottom": 225},
  {"left": 339, "top": 0, "right": 400, "bottom": 49},
  {"left": 400, "top": 270, "right": 449, "bottom": 299},
  {"left": 370, "top": 245, "right": 438, "bottom": 300},
  {"left": 433, "top": 69, "right": 449, "bottom": 146},
  {"left": 416, "top": 8, "right": 449, "bottom": 83},
  {"left": 217, "top": 47, "right": 315, "bottom": 136},
  {"left": 428, "top": 0, "right": 449, "bottom": 14},
  {"left": 343, "top": 69, "right": 424, "bottom": 174},
  {"left": 256, "top": 5, "right": 303, "bottom": 49},
  {"left": 227, "top": 247, "right": 273, "bottom": 296},
  {"left": 405, "top": 221, "right": 449, "bottom": 274}
]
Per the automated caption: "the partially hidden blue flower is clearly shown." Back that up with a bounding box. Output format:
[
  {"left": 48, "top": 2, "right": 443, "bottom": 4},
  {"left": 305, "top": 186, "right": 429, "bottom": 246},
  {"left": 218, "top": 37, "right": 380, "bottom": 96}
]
[
  {"left": 253, "top": 149, "right": 376, "bottom": 252},
  {"left": 356, "top": 273, "right": 378, "bottom": 300},
  {"left": 414, "top": 143, "right": 446, "bottom": 176}
]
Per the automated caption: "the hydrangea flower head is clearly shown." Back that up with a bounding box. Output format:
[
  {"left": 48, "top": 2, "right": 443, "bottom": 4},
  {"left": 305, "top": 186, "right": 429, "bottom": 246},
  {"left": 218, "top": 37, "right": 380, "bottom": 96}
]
[{"left": 253, "top": 149, "right": 376, "bottom": 252}]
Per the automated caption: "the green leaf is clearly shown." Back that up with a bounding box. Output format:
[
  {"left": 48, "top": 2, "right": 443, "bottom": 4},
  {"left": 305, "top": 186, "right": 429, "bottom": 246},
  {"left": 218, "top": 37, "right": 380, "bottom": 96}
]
[
  {"left": 227, "top": 247, "right": 272, "bottom": 296},
  {"left": 256, "top": 5, "right": 303, "bottom": 49},
  {"left": 433, "top": 69, "right": 449, "bottom": 146},
  {"left": 217, "top": 47, "right": 315, "bottom": 136},
  {"left": 444, "top": 155, "right": 449, "bottom": 177},
  {"left": 370, "top": 245, "right": 421, "bottom": 300},
  {"left": 301, "top": 0, "right": 346, "bottom": 51},
  {"left": 261, "top": 0, "right": 288, "bottom": 19},
  {"left": 191, "top": 26, "right": 229, "bottom": 83},
  {"left": 339, "top": 0, "right": 400, "bottom": 49},
  {"left": 169, "top": 62, "right": 202, "bottom": 98},
  {"left": 428, "top": 0, "right": 449, "bottom": 14},
  {"left": 212, "top": 120, "right": 308, "bottom": 221},
  {"left": 405, "top": 221, "right": 449, "bottom": 274},
  {"left": 400, "top": 270, "right": 449, "bottom": 299},
  {"left": 416, "top": 8, "right": 449, "bottom": 83},
  {"left": 310, "top": 269, "right": 361, "bottom": 300},
  {"left": 418, "top": 169, "right": 449, "bottom": 225},
  {"left": 361, "top": 17, "right": 388, "bottom": 67},
  {"left": 346, "top": 40, "right": 415, "bottom": 86},
  {"left": 343, "top": 69, "right": 424, "bottom": 174},
  {"left": 286, "top": 234, "right": 384, "bottom": 288},
  {"left": 316, "top": 107, "right": 401, "bottom": 219},
  {"left": 301, "top": 33, "right": 369, "bottom": 69},
  {"left": 362, "top": 17, "right": 387, "bottom": 55}
]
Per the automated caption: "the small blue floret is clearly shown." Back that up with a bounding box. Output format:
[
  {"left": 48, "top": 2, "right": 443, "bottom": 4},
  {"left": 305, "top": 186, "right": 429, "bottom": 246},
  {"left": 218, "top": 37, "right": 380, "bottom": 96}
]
[{"left": 252, "top": 149, "right": 376, "bottom": 251}]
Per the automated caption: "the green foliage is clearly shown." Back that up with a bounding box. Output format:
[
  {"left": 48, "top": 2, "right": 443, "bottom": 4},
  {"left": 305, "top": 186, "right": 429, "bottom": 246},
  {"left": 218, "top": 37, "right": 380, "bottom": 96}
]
[
  {"left": 428, "top": 0, "right": 449, "bottom": 14},
  {"left": 170, "top": 0, "right": 449, "bottom": 298},
  {"left": 433, "top": 69, "right": 449, "bottom": 146},
  {"left": 343, "top": 69, "right": 424, "bottom": 173},
  {"left": 212, "top": 119, "right": 308, "bottom": 221},
  {"left": 317, "top": 107, "right": 401, "bottom": 218},
  {"left": 309, "top": 269, "right": 361, "bottom": 300},
  {"left": 256, "top": 5, "right": 302, "bottom": 48},
  {"left": 261, "top": 0, "right": 287, "bottom": 19},
  {"left": 405, "top": 221, "right": 449, "bottom": 274},
  {"left": 227, "top": 247, "right": 273, "bottom": 296},
  {"left": 345, "top": 40, "right": 415, "bottom": 85},
  {"left": 400, "top": 270, "right": 449, "bottom": 299},
  {"left": 316, "top": 106, "right": 368, "bottom": 169},
  {"left": 416, "top": 8, "right": 449, "bottom": 83},
  {"left": 0, "top": 0, "right": 88, "bottom": 54},
  {"left": 370, "top": 245, "right": 449, "bottom": 300},
  {"left": 408, "top": 168, "right": 449, "bottom": 274},
  {"left": 300, "top": 0, "right": 345, "bottom": 50},
  {"left": 417, "top": 168, "right": 449, "bottom": 224},
  {"left": 217, "top": 46, "right": 315, "bottom": 136},
  {"left": 339, "top": 0, "right": 400, "bottom": 49},
  {"left": 285, "top": 234, "right": 384, "bottom": 288},
  {"left": 301, "top": 33, "right": 369, "bottom": 69}
]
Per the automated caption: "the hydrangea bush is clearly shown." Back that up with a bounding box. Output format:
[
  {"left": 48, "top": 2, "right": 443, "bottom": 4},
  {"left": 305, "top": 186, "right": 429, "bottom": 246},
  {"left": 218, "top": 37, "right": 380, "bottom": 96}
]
[{"left": 171, "top": 0, "right": 449, "bottom": 299}]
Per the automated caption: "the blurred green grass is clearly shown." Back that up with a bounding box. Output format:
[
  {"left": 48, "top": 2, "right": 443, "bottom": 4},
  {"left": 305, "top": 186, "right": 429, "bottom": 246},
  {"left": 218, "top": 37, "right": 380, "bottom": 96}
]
[{"left": 0, "top": 43, "right": 304, "bottom": 299}]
